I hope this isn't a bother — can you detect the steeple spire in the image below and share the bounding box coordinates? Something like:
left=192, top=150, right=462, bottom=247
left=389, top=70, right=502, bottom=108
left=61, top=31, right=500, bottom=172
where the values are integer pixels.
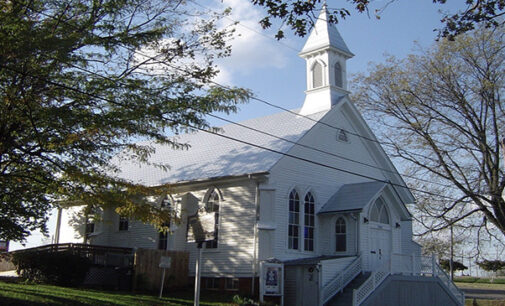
left=299, top=5, right=353, bottom=115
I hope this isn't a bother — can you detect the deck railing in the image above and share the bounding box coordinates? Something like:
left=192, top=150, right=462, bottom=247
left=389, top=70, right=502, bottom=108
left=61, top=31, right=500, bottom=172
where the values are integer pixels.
left=10, top=243, right=134, bottom=267
left=433, top=257, right=465, bottom=305
left=352, top=260, right=390, bottom=305
left=351, top=254, right=464, bottom=306
left=320, top=256, right=361, bottom=305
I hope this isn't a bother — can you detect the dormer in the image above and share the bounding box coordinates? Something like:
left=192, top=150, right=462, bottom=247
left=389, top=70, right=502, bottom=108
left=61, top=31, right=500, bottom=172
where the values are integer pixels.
left=299, top=5, right=354, bottom=115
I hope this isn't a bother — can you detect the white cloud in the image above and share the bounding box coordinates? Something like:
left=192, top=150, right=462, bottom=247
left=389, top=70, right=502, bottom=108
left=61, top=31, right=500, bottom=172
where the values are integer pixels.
left=212, top=0, right=290, bottom=85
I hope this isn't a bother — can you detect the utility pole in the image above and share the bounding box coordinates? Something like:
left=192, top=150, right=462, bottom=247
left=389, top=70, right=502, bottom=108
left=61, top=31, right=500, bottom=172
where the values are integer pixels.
left=450, top=224, right=454, bottom=281
left=501, top=138, right=505, bottom=201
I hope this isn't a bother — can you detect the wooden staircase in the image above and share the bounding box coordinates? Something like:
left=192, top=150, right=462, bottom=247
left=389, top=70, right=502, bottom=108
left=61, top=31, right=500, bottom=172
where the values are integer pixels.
left=325, top=272, right=371, bottom=306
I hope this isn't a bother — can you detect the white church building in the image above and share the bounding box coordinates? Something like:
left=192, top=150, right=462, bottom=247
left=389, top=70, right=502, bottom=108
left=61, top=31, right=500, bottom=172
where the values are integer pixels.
left=88, top=6, right=464, bottom=306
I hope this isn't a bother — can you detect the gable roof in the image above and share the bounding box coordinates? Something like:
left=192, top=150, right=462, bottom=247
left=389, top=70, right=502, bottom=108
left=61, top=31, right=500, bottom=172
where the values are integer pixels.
left=318, top=181, right=386, bottom=214
left=113, top=110, right=327, bottom=186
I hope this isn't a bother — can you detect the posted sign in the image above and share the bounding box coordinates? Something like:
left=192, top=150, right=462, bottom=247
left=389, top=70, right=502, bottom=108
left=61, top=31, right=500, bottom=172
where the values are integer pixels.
left=260, top=262, right=283, bottom=297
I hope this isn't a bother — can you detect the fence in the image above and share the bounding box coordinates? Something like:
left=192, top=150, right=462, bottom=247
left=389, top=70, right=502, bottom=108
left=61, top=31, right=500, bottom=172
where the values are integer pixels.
left=10, top=243, right=133, bottom=267
left=133, top=248, right=189, bottom=292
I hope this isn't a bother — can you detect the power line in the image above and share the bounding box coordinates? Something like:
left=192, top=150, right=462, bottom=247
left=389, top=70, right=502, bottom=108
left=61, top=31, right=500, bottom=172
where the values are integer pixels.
left=15, top=0, right=444, bottom=167
left=187, top=0, right=300, bottom=52
left=55, top=52, right=457, bottom=190
left=1, top=64, right=457, bottom=201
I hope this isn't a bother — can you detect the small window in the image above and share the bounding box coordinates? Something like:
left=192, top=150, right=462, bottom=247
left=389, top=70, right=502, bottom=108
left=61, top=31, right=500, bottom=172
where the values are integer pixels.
left=335, top=217, right=346, bottom=252
left=225, top=278, right=239, bottom=291
left=206, top=278, right=220, bottom=290
left=118, top=216, right=128, bottom=231
left=288, top=189, right=300, bottom=250
left=205, top=190, right=220, bottom=249
left=304, top=192, right=315, bottom=251
left=335, top=62, right=343, bottom=88
left=312, top=61, right=323, bottom=88
left=337, top=129, right=349, bottom=142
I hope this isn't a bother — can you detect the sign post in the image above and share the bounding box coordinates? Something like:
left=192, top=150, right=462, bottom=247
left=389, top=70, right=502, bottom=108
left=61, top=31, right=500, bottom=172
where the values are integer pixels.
left=187, top=210, right=216, bottom=306
left=159, top=256, right=172, bottom=298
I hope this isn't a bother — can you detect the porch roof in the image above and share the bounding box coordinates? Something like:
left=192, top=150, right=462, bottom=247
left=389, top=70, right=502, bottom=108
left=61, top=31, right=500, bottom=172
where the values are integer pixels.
left=318, top=181, right=386, bottom=214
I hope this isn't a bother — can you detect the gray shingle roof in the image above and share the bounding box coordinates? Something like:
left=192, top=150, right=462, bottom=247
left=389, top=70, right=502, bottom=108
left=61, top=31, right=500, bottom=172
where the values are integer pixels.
left=113, top=110, right=327, bottom=186
left=318, top=181, right=386, bottom=214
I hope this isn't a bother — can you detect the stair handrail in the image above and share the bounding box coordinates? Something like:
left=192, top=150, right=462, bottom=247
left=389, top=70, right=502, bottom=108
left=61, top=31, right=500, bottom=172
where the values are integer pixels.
left=352, top=260, right=390, bottom=306
left=321, top=255, right=362, bottom=305
left=433, top=260, right=465, bottom=305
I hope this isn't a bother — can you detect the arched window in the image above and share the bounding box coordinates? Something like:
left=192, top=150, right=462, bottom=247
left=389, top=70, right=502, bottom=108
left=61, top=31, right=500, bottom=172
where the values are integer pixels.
left=334, top=62, right=343, bottom=87
left=288, top=190, right=300, bottom=250
left=205, top=190, right=220, bottom=249
left=370, top=197, right=390, bottom=224
left=335, top=217, right=346, bottom=252
left=312, top=61, right=323, bottom=88
left=158, top=195, right=172, bottom=250
left=304, top=192, right=315, bottom=251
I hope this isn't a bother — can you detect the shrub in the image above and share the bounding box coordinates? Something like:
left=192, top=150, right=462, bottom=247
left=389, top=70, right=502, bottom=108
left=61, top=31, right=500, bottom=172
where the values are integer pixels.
left=11, top=251, right=91, bottom=286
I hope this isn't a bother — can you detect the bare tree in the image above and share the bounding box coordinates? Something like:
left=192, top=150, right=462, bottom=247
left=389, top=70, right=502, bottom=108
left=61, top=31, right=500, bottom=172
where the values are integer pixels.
left=353, top=26, right=505, bottom=241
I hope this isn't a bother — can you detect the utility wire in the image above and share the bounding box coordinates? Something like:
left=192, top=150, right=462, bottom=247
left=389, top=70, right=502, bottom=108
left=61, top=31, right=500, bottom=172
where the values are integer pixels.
left=58, top=56, right=457, bottom=190
left=15, top=0, right=445, bottom=167
left=1, top=63, right=458, bottom=201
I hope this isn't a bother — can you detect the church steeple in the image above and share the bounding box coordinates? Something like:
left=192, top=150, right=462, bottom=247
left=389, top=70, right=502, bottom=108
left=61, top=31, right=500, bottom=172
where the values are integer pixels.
left=299, top=4, right=354, bottom=115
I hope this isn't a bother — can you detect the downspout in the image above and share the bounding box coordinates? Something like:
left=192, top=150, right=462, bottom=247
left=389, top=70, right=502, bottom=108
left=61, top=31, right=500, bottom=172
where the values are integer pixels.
left=355, top=212, right=359, bottom=256
left=251, top=176, right=260, bottom=296
left=54, top=207, right=63, bottom=244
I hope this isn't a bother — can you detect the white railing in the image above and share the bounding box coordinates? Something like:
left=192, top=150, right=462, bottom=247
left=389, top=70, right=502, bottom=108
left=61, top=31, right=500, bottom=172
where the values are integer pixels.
left=352, top=261, right=390, bottom=306
left=352, top=254, right=464, bottom=306
left=433, top=258, right=465, bottom=305
left=320, top=256, right=362, bottom=305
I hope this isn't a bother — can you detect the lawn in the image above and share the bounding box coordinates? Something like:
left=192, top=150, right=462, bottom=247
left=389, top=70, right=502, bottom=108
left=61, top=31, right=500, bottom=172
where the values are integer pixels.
left=0, top=280, right=237, bottom=305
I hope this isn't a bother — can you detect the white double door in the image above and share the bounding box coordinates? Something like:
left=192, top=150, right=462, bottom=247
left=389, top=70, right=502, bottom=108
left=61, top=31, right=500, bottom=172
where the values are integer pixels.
left=369, top=227, right=391, bottom=270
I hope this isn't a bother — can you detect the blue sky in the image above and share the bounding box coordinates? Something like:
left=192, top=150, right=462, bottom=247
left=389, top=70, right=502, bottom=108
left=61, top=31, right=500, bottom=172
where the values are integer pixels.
left=11, top=0, right=470, bottom=250
left=203, top=0, right=467, bottom=124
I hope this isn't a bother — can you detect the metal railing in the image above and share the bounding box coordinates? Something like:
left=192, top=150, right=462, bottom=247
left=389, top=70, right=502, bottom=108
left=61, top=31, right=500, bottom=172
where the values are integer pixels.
left=352, top=260, right=390, bottom=305
left=320, top=256, right=362, bottom=305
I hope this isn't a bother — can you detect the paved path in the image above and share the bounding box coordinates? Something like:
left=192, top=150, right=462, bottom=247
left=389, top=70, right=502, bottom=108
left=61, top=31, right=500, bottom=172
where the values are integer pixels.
left=460, top=287, right=505, bottom=300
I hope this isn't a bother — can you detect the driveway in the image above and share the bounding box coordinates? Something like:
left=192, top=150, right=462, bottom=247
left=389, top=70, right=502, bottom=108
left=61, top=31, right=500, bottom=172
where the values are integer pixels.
left=458, top=283, right=505, bottom=300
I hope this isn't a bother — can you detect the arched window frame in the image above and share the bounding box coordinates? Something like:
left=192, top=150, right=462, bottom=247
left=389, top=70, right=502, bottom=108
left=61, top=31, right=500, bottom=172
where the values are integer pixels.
left=311, top=60, right=325, bottom=89
left=288, top=189, right=300, bottom=250
left=369, top=197, right=390, bottom=225
left=204, top=189, right=221, bottom=249
left=304, top=192, right=315, bottom=252
left=335, top=217, right=347, bottom=252
left=158, top=195, right=173, bottom=250
left=334, top=62, right=343, bottom=88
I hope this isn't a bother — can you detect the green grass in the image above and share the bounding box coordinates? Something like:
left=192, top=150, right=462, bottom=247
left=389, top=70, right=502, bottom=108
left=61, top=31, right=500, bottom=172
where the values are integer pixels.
left=0, top=280, right=237, bottom=305
left=456, top=277, right=505, bottom=284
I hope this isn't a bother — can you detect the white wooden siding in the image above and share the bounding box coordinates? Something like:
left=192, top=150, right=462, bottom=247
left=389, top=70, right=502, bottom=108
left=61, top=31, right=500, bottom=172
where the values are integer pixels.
left=267, top=102, right=388, bottom=261
left=320, top=256, right=356, bottom=286
left=183, top=181, right=257, bottom=277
